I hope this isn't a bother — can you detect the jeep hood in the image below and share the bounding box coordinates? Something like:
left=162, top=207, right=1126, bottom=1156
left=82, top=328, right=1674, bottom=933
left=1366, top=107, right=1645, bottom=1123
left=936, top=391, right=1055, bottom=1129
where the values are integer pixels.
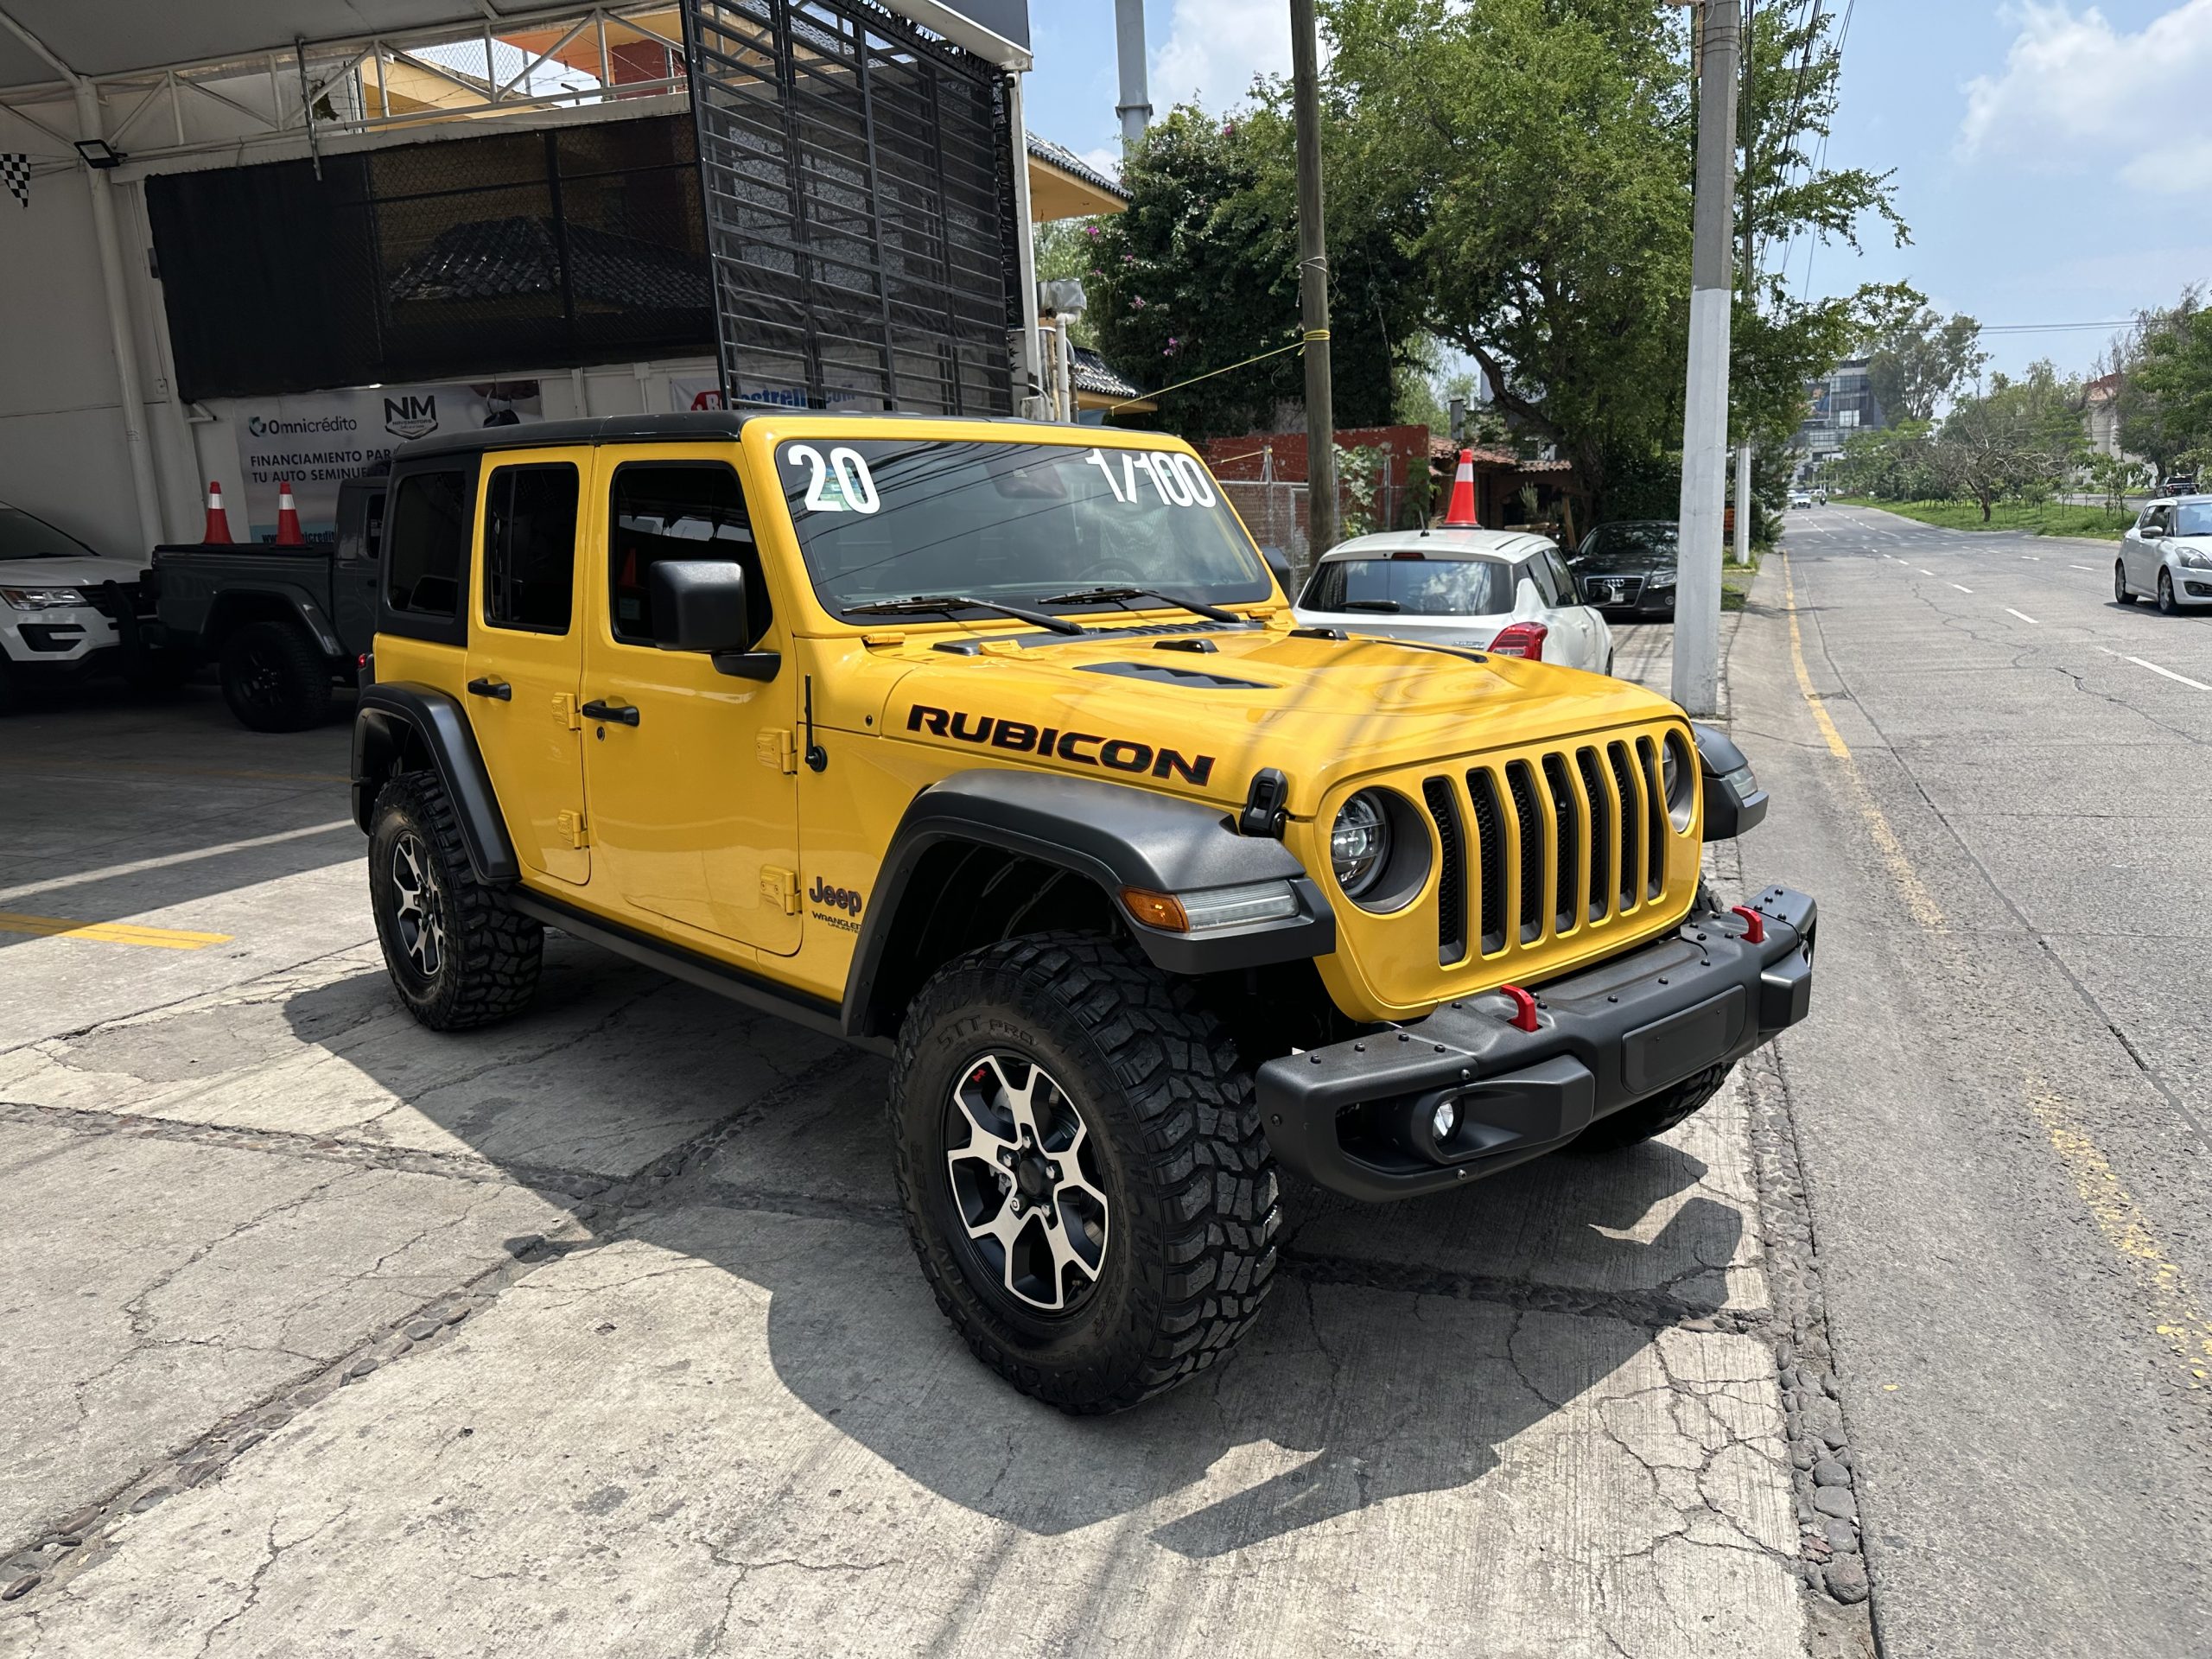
left=868, top=622, right=1682, bottom=817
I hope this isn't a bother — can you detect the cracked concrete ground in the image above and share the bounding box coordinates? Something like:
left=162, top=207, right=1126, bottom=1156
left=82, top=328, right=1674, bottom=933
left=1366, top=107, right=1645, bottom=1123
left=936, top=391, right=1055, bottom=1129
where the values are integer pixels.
left=0, top=677, right=1822, bottom=1656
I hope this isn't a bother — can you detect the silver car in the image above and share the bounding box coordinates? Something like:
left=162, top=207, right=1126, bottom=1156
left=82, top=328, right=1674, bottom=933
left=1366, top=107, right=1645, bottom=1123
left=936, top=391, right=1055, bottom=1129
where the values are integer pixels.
left=2116, top=496, right=2212, bottom=614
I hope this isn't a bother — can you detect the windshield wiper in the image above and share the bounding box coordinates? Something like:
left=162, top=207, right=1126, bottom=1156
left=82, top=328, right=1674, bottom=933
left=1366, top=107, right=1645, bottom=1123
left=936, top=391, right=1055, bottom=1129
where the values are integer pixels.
left=842, top=594, right=1085, bottom=635
left=1035, top=585, right=1243, bottom=625
left=1337, top=599, right=1403, bottom=613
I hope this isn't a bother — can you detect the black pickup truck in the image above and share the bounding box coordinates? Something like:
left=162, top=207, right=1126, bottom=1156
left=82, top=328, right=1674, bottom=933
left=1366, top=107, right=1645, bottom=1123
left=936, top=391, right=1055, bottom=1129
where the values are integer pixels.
left=150, top=475, right=385, bottom=731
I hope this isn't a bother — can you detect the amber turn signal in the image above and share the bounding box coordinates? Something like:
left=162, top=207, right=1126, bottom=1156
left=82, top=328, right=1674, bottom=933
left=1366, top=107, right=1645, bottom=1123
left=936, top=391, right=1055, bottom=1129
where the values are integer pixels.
left=1120, top=887, right=1189, bottom=932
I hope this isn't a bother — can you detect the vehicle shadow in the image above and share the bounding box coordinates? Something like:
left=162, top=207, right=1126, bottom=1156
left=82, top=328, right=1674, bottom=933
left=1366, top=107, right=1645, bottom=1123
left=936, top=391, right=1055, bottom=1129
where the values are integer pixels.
left=272, top=938, right=1745, bottom=1559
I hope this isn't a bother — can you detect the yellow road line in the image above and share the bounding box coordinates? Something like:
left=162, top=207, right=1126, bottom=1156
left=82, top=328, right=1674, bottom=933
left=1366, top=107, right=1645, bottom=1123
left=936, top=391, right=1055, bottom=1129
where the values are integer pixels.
left=0, top=911, right=232, bottom=950
left=1781, top=553, right=1946, bottom=931
left=2028, top=1076, right=2212, bottom=1390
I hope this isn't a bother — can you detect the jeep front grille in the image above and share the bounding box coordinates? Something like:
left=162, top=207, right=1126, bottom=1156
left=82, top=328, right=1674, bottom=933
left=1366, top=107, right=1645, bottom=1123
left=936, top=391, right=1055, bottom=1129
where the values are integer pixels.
left=1421, top=732, right=1684, bottom=970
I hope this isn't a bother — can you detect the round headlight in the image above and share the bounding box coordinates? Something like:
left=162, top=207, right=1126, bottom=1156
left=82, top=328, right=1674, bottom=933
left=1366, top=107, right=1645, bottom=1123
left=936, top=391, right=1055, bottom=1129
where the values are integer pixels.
left=1664, top=733, right=1697, bottom=832
left=1330, top=791, right=1392, bottom=897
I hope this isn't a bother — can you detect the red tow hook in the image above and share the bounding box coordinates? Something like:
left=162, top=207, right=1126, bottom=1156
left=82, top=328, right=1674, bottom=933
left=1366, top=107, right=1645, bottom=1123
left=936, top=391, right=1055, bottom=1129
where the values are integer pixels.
left=1730, top=905, right=1767, bottom=945
left=1498, top=983, right=1541, bottom=1033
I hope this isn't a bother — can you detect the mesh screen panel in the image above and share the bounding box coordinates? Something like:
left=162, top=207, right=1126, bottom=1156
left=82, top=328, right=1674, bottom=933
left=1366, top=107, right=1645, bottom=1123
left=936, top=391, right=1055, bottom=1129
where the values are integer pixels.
left=682, top=0, right=1017, bottom=415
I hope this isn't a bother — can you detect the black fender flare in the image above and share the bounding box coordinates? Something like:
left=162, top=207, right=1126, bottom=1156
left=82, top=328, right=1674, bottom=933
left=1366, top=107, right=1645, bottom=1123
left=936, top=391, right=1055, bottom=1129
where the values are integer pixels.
left=352, top=682, right=518, bottom=884
left=1691, top=722, right=1770, bottom=840
left=841, top=769, right=1336, bottom=1039
left=208, top=583, right=346, bottom=660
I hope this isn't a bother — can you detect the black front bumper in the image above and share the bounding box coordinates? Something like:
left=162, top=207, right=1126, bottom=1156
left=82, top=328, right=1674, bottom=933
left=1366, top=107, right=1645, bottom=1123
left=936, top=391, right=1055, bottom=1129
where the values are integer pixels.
left=1257, top=886, right=1815, bottom=1201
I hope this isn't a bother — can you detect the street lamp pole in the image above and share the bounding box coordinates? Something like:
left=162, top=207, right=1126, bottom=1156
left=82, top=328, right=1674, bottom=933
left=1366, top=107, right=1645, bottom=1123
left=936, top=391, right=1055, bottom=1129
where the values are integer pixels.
left=1672, top=0, right=1740, bottom=717
left=1289, top=0, right=1337, bottom=560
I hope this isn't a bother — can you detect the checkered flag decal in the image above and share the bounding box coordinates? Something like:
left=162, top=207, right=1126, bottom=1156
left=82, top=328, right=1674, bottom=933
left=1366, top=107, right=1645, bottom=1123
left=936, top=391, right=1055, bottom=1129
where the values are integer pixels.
left=0, top=154, right=27, bottom=209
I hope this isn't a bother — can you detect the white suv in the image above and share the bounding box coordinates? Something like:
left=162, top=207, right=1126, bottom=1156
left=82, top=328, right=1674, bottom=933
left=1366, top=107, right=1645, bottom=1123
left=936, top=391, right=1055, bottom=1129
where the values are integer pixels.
left=0, top=500, right=151, bottom=709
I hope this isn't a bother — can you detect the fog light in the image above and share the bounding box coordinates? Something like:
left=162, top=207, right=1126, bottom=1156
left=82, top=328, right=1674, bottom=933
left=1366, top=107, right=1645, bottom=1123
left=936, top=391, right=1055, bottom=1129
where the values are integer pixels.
left=1431, top=1098, right=1459, bottom=1142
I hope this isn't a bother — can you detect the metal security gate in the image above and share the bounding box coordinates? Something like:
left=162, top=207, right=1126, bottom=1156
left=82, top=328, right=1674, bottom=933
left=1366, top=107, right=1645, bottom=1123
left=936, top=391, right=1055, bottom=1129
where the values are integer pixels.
left=681, top=0, right=1019, bottom=415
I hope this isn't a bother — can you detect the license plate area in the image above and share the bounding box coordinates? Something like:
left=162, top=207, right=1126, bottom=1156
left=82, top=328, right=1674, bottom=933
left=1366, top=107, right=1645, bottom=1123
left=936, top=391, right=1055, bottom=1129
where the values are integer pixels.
left=1621, top=985, right=1745, bottom=1095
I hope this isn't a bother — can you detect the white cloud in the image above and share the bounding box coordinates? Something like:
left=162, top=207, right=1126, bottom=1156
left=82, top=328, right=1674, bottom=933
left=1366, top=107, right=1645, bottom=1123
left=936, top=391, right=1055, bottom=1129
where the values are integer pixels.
left=1150, top=0, right=1294, bottom=115
left=1960, top=1, right=2212, bottom=194
left=1081, top=145, right=1122, bottom=181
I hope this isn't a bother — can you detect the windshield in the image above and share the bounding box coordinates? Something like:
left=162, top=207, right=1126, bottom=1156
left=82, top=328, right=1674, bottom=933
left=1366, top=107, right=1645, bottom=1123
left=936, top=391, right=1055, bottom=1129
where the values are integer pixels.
left=1302, top=556, right=1515, bottom=615
left=2178, top=503, right=2212, bottom=537
left=0, top=505, right=95, bottom=561
left=774, top=439, right=1271, bottom=616
left=1578, top=523, right=1678, bottom=562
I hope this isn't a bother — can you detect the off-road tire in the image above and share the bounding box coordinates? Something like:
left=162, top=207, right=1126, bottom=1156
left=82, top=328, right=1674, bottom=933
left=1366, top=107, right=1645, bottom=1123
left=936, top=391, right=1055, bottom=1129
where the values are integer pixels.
left=1569, top=1061, right=1734, bottom=1153
left=220, top=619, right=332, bottom=732
left=2114, top=559, right=2136, bottom=605
left=2158, top=570, right=2178, bottom=616
left=368, top=772, right=541, bottom=1031
left=890, top=932, right=1279, bottom=1413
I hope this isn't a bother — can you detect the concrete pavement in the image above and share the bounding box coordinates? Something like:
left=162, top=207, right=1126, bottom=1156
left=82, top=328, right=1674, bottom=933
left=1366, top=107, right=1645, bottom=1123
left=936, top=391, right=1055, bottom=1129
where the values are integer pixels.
left=1, top=679, right=1836, bottom=1655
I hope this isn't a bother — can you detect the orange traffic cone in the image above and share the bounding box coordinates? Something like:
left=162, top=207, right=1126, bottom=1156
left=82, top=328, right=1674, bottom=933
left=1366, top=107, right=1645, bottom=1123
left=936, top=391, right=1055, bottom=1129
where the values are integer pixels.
left=275, top=480, right=304, bottom=546
left=1441, top=449, right=1478, bottom=527
left=201, top=480, right=233, bottom=543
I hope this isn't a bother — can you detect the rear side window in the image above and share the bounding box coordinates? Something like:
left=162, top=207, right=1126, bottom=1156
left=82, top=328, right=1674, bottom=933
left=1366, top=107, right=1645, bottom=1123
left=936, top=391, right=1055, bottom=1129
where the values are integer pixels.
left=607, top=463, right=770, bottom=646
left=483, top=464, right=579, bottom=633
left=385, top=469, right=469, bottom=619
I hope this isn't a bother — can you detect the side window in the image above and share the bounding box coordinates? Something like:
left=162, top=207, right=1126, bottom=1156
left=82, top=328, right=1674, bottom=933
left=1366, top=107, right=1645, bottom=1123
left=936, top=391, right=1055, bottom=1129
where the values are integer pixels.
left=607, top=463, right=770, bottom=646
left=385, top=469, right=470, bottom=619
left=1541, top=546, right=1576, bottom=603
left=363, top=490, right=385, bottom=563
left=1522, top=555, right=1560, bottom=607
left=483, top=463, right=580, bottom=633
left=2146, top=505, right=2173, bottom=537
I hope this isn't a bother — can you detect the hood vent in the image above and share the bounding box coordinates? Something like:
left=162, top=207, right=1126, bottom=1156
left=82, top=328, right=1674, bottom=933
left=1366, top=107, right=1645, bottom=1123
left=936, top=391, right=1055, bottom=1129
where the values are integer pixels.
left=1078, top=661, right=1273, bottom=690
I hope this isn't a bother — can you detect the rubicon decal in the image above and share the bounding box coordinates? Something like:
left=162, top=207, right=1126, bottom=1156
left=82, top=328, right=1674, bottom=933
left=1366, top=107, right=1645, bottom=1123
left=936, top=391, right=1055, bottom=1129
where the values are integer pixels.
left=906, top=704, right=1215, bottom=785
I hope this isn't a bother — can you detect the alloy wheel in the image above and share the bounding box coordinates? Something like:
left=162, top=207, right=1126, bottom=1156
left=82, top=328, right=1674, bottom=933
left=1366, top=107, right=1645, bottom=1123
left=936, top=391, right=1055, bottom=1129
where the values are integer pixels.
left=389, top=832, right=446, bottom=978
left=942, top=1052, right=1110, bottom=1314
left=2160, top=571, right=2177, bottom=615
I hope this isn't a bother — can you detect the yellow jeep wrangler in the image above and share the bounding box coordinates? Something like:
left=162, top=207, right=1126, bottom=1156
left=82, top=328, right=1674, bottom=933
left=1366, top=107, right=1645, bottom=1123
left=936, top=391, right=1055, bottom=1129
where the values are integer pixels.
left=352, top=410, right=1813, bottom=1411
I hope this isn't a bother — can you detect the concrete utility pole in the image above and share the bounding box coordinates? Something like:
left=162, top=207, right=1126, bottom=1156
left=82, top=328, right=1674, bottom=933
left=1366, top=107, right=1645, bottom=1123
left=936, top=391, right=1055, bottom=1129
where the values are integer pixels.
left=1672, top=0, right=1740, bottom=717
left=1113, top=0, right=1152, bottom=149
left=1289, top=0, right=1337, bottom=558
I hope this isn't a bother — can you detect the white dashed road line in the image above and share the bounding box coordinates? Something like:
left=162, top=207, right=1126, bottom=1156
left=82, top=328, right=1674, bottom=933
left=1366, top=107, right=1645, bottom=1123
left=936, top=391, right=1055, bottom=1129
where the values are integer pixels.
left=1919, top=569, right=1936, bottom=576
left=2005, top=608, right=2041, bottom=626
left=2128, top=656, right=2212, bottom=692
left=2070, top=564, right=2094, bottom=572
left=1950, top=583, right=1974, bottom=594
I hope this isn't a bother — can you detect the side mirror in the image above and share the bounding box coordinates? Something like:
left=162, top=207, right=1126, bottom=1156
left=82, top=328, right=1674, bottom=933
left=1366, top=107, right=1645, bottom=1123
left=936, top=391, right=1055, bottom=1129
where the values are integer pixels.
left=649, top=560, right=780, bottom=681
left=1259, top=544, right=1297, bottom=598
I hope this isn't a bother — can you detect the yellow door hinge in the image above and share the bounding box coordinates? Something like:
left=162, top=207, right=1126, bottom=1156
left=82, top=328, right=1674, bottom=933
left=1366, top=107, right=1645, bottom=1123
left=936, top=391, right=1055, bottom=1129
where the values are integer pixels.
left=557, top=810, right=589, bottom=849
left=553, top=692, right=582, bottom=731
left=761, top=866, right=799, bottom=915
left=757, top=728, right=798, bottom=775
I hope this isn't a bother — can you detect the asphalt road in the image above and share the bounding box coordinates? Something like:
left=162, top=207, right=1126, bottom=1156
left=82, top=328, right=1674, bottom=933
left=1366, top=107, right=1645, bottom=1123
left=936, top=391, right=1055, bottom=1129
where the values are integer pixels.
left=1749, top=504, right=2212, bottom=1656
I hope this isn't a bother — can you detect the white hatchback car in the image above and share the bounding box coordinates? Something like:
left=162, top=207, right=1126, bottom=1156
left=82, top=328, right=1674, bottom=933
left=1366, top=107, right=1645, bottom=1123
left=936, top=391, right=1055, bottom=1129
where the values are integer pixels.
left=1290, top=526, right=1614, bottom=673
left=2116, top=496, right=2212, bottom=614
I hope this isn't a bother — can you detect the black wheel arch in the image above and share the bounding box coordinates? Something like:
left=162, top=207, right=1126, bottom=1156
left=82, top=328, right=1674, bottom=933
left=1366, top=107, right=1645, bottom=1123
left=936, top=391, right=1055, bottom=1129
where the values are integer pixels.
left=206, top=586, right=345, bottom=663
left=353, top=682, right=518, bottom=885
left=842, top=770, right=1336, bottom=1043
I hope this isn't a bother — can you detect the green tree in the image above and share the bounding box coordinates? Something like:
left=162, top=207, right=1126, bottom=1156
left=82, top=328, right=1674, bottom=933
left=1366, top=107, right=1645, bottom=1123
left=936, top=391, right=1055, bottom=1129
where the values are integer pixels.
left=1322, top=0, right=1903, bottom=524
left=1085, top=105, right=1421, bottom=438
left=1863, top=300, right=1988, bottom=422
left=1929, top=363, right=2088, bottom=520
left=2118, top=289, right=2212, bottom=479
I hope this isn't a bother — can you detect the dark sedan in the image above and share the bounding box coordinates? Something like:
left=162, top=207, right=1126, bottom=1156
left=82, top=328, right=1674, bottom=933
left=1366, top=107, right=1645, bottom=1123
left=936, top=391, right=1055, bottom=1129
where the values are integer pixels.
left=1568, top=521, right=1678, bottom=619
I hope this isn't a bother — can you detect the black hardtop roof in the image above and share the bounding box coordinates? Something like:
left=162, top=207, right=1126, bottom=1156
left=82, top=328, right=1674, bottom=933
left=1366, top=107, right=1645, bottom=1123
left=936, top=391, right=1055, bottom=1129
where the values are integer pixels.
left=394, top=407, right=1057, bottom=463
left=395, top=410, right=753, bottom=461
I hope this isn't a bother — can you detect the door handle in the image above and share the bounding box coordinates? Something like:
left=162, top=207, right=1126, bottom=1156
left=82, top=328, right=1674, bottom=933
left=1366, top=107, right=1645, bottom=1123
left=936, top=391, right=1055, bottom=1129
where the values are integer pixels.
left=467, top=677, right=512, bottom=701
left=579, top=698, right=640, bottom=727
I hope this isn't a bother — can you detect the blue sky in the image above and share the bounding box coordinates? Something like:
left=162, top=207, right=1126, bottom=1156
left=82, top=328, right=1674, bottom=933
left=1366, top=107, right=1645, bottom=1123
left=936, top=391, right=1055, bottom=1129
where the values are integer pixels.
left=1021, top=1, right=2212, bottom=383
